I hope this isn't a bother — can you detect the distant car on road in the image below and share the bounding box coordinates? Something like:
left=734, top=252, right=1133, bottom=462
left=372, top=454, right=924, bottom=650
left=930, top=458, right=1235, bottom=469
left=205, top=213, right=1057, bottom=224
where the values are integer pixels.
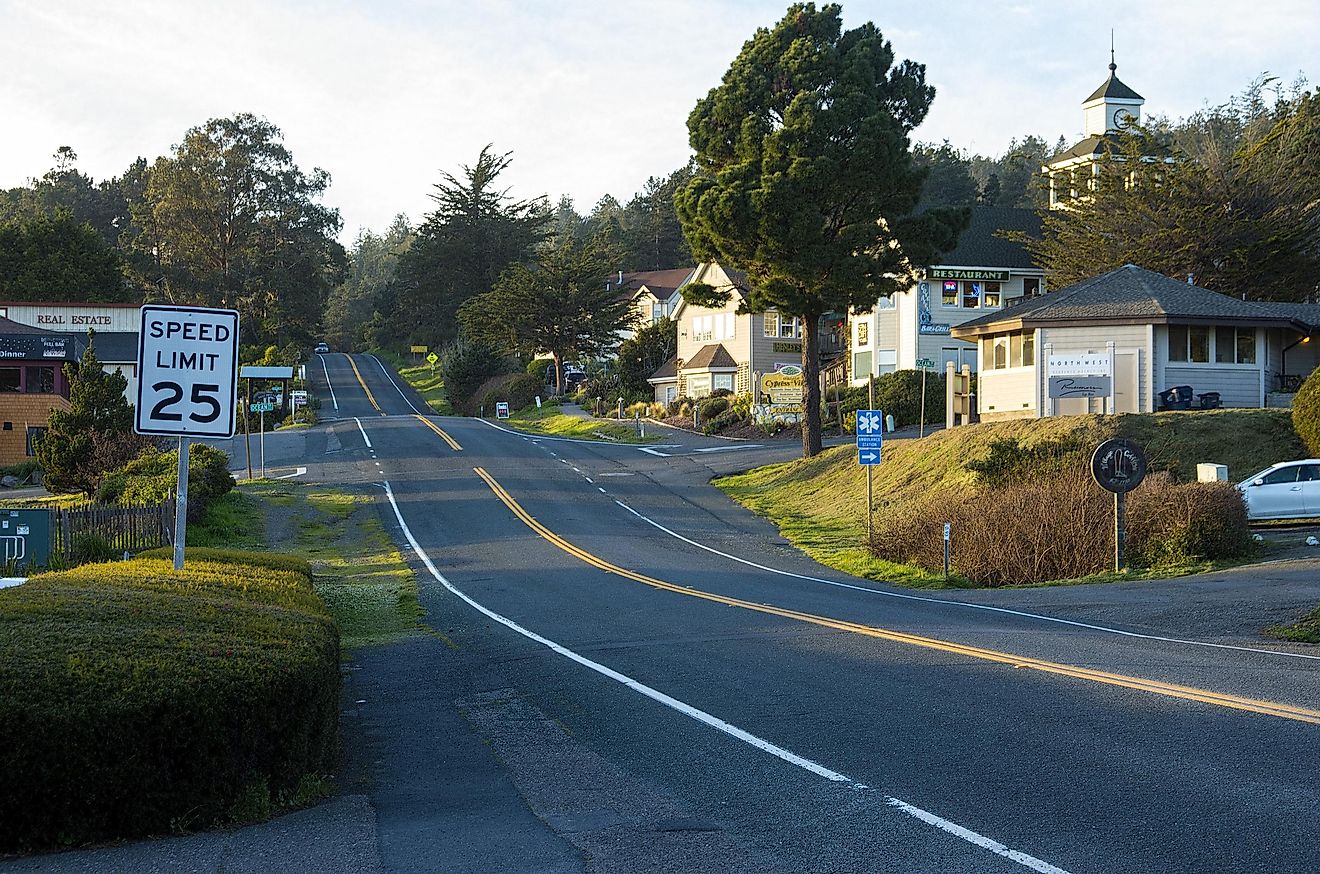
left=314, top=342, right=330, bottom=354
left=1237, top=460, right=1320, bottom=520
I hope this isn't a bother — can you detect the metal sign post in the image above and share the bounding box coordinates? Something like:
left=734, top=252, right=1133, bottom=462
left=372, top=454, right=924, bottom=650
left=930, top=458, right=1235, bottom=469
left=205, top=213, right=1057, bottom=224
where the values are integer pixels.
left=260, top=409, right=266, bottom=479
left=943, top=521, right=951, bottom=581
left=135, top=305, right=240, bottom=570
left=1090, top=438, right=1148, bottom=572
left=916, top=357, right=935, bottom=438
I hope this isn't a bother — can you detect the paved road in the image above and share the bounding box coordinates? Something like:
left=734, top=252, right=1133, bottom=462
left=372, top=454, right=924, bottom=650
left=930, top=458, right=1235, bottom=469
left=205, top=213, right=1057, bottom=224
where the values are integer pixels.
left=13, top=352, right=1318, bottom=873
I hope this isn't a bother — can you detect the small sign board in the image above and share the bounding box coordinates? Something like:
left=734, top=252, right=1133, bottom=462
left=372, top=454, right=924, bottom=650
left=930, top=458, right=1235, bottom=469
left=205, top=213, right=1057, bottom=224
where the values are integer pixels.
left=136, top=305, right=240, bottom=438
left=250, top=401, right=276, bottom=413
left=943, top=522, right=951, bottom=541
left=918, top=323, right=951, bottom=335
left=916, top=357, right=936, bottom=369
left=410, top=345, right=428, bottom=354
left=855, top=410, right=884, bottom=458
left=426, top=352, right=439, bottom=365
left=1048, top=353, right=1111, bottom=378
left=858, top=449, right=882, bottom=466
left=495, top=401, right=510, bottom=419
left=1049, top=376, right=1113, bottom=399
left=1091, top=439, right=1147, bottom=493
left=291, top=390, right=308, bottom=402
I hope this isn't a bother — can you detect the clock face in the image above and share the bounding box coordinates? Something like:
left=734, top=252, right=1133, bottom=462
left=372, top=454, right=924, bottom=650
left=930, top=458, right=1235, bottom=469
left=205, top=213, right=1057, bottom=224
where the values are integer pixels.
left=1113, top=108, right=1133, bottom=129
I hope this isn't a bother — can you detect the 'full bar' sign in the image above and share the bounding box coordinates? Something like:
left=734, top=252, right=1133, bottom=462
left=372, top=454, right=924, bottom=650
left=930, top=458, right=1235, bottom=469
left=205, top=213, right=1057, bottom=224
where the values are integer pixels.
left=135, top=305, right=240, bottom=438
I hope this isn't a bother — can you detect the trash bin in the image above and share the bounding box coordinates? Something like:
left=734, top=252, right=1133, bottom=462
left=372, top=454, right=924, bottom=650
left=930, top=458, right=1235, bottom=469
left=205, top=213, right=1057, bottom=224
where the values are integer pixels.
left=1158, top=385, right=1193, bottom=410
left=1197, top=391, right=1222, bottom=409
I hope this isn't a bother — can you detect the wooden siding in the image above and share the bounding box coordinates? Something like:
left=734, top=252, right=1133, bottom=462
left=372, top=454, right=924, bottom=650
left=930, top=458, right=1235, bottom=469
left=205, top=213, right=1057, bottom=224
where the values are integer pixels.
left=0, top=393, right=69, bottom=466
left=1163, top=366, right=1262, bottom=408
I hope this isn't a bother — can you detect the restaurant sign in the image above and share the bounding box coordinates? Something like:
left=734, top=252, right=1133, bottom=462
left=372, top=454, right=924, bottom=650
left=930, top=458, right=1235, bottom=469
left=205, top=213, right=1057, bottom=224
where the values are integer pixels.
left=927, top=268, right=1010, bottom=282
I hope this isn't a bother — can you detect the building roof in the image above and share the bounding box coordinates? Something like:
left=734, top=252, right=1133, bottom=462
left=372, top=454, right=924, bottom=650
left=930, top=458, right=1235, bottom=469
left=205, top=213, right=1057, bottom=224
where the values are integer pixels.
left=952, top=264, right=1316, bottom=338
left=0, top=316, right=49, bottom=335
left=647, top=356, right=678, bottom=383
left=1084, top=72, right=1144, bottom=103
left=930, top=207, right=1041, bottom=271
left=607, top=267, right=695, bottom=301
left=682, top=344, right=738, bottom=371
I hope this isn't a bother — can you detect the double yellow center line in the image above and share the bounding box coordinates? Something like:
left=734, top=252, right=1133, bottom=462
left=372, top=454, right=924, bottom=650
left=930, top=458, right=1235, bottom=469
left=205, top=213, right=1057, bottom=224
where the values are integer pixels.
left=472, top=465, right=1320, bottom=727
left=415, top=415, right=462, bottom=451
left=347, top=355, right=385, bottom=416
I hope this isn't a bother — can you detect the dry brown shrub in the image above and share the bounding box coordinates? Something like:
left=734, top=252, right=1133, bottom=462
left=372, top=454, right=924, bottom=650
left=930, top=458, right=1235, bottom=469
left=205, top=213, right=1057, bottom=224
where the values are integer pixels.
left=1126, top=473, right=1252, bottom=567
left=873, top=465, right=1111, bottom=586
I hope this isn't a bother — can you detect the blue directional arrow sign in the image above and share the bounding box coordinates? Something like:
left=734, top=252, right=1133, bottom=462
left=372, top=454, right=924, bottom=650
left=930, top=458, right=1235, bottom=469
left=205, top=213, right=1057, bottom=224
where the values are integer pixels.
left=858, top=449, right=882, bottom=465
left=855, top=409, right=884, bottom=457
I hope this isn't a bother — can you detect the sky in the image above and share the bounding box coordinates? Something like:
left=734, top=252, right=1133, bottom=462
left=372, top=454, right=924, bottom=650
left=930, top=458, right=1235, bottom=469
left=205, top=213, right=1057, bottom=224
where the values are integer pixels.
left=2, top=0, right=1316, bottom=245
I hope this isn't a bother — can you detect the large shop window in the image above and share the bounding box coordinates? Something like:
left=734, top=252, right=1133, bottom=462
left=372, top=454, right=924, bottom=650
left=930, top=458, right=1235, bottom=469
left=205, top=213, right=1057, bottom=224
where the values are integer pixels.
left=0, top=367, right=20, bottom=392
left=26, top=426, right=47, bottom=457
left=943, top=281, right=1002, bottom=309
left=25, top=366, right=55, bottom=394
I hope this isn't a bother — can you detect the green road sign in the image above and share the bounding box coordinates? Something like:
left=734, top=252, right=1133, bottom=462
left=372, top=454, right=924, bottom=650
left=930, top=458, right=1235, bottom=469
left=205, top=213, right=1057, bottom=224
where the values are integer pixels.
left=250, top=401, right=276, bottom=413
left=0, top=508, right=51, bottom=572
left=916, top=357, right=936, bottom=369
left=426, top=352, right=439, bottom=365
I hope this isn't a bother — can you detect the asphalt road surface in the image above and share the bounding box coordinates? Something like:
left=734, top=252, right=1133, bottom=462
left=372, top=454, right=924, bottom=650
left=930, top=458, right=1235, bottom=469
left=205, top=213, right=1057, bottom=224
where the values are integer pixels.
left=12, top=352, right=1318, bottom=874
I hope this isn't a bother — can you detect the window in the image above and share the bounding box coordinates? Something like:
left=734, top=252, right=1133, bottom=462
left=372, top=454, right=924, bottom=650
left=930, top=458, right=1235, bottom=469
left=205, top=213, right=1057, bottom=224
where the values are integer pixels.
left=982, top=282, right=1001, bottom=308
left=25, top=426, right=46, bottom=457
left=693, top=315, right=713, bottom=342
left=0, top=367, right=19, bottom=392
left=992, top=336, right=1008, bottom=369
left=1168, top=326, right=1188, bottom=362
left=713, top=373, right=734, bottom=391
left=1298, top=464, right=1320, bottom=482
left=1262, top=466, right=1300, bottom=485
left=763, top=311, right=800, bottom=338
left=1236, top=329, right=1256, bottom=364
left=1215, top=327, right=1256, bottom=364
left=1189, top=327, right=1209, bottom=362
left=652, top=303, right=664, bottom=321
left=962, top=282, right=981, bottom=309
left=1023, top=277, right=1041, bottom=298
left=1021, top=331, right=1035, bottom=366
left=25, top=366, right=55, bottom=394
left=854, top=350, right=872, bottom=376
left=941, top=280, right=958, bottom=306
left=688, top=375, right=711, bottom=397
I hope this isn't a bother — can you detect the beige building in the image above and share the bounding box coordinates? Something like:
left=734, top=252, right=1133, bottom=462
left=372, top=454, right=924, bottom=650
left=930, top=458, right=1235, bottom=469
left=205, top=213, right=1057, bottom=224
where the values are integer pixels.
left=649, top=262, right=840, bottom=403
left=951, top=265, right=1320, bottom=420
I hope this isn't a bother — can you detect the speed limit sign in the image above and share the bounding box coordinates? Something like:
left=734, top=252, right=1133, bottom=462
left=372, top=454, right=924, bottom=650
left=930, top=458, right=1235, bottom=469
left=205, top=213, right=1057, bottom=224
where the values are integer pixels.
left=135, top=305, right=240, bottom=438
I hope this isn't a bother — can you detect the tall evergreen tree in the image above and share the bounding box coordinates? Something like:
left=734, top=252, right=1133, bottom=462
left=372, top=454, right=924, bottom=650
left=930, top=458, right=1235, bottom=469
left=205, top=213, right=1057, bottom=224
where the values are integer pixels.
left=389, top=146, right=550, bottom=350
left=676, top=3, right=965, bottom=456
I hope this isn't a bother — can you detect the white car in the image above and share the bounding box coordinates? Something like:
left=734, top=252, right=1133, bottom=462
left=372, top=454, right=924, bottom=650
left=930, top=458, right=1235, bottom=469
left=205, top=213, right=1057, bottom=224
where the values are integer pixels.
left=314, top=342, right=330, bottom=354
left=1237, top=459, right=1320, bottom=520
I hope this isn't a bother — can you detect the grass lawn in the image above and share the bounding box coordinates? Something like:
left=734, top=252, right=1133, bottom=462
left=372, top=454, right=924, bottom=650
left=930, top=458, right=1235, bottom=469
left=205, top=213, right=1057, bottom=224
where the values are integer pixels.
left=197, top=481, right=421, bottom=648
left=376, top=349, right=453, bottom=415
left=716, top=410, right=1303, bottom=589
left=504, top=402, right=656, bottom=443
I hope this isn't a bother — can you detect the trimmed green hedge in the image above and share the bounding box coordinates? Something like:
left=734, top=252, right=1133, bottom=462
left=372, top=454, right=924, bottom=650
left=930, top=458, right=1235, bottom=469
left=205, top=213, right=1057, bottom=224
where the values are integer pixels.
left=137, top=546, right=313, bottom=578
left=0, top=554, right=339, bottom=851
left=1293, top=367, right=1320, bottom=457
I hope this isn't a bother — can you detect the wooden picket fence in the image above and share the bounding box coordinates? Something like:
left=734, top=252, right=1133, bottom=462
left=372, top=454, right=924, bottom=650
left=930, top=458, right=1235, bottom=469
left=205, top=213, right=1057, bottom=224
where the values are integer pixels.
left=49, top=499, right=175, bottom=562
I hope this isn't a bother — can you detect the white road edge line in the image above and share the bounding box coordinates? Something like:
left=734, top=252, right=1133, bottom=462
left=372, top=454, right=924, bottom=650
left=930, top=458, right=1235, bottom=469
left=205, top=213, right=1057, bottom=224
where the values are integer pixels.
left=275, top=466, right=308, bottom=480
left=370, top=354, right=426, bottom=416
left=379, top=480, right=1072, bottom=874
left=476, top=417, right=643, bottom=447
left=320, top=354, right=339, bottom=411
left=612, top=499, right=1320, bottom=662
left=353, top=417, right=373, bottom=449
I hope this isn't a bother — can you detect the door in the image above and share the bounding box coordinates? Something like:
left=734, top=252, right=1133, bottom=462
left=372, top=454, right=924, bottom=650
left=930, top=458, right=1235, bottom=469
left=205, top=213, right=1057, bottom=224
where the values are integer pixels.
left=1246, top=464, right=1307, bottom=519
left=1114, top=350, right=1140, bottom=414
left=1298, top=463, right=1320, bottom=515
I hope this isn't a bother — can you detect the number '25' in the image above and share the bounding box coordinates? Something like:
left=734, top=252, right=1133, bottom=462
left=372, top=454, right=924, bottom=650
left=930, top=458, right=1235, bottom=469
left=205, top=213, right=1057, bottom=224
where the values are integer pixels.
left=150, top=381, right=223, bottom=423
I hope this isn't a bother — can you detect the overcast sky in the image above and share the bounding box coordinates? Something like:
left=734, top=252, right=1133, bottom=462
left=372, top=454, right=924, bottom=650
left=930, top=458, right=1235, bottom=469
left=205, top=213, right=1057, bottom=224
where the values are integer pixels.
left=2, top=0, right=1316, bottom=245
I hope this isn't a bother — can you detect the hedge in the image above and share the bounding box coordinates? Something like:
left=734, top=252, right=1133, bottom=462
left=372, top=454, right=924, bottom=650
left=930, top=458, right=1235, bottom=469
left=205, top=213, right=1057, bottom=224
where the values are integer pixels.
left=137, top=546, right=313, bottom=578
left=1293, top=367, right=1320, bottom=457
left=0, top=554, right=339, bottom=851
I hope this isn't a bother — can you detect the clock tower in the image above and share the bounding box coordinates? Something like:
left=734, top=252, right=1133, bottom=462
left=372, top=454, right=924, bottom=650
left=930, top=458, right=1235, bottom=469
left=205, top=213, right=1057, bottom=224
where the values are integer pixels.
left=1082, top=51, right=1144, bottom=137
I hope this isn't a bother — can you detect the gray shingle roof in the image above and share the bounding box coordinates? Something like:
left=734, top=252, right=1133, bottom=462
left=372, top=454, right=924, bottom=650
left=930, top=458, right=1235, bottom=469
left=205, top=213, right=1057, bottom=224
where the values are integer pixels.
left=648, top=356, right=677, bottom=382
left=931, top=207, right=1041, bottom=271
left=682, top=344, right=738, bottom=370
left=1085, top=73, right=1143, bottom=103
left=952, top=264, right=1316, bottom=337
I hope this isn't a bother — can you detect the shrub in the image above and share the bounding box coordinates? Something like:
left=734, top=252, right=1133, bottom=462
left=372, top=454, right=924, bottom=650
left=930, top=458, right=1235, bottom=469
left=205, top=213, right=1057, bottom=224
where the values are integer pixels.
left=839, top=370, right=946, bottom=431
left=70, top=532, right=115, bottom=564
left=965, top=437, right=1085, bottom=486
left=441, top=339, right=513, bottom=409
left=137, top=546, right=313, bottom=578
left=0, top=556, right=339, bottom=850
left=698, top=396, right=730, bottom=420
left=1293, top=367, right=1320, bottom=456
left=476, top=372, right=545, bottom=417
left=526, top=358, right=553, bottom=382
left=1126, top=474, right=1252, bottom=567
left=668, top=396, right=692, bottom=417
left=96, top=444, right=234, bottom=520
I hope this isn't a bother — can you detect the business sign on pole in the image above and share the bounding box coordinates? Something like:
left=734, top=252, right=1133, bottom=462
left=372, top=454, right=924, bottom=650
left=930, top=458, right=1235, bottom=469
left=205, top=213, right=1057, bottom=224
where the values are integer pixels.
left=495, top=401, right=510, bottom=419
left=915, top=357, right=936, bottom=369
left=136, top=305, right=240, bottom=438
